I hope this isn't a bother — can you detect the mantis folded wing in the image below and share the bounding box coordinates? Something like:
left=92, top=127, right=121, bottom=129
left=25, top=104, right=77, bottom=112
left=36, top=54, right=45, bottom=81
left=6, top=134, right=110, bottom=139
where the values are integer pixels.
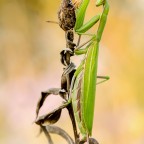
left=69, top=0, right=109, bottom=142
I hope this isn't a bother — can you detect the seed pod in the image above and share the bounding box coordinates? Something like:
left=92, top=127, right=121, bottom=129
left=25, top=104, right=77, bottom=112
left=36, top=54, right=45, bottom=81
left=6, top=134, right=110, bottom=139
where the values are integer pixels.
left=58, top=0, right=76, bottom=31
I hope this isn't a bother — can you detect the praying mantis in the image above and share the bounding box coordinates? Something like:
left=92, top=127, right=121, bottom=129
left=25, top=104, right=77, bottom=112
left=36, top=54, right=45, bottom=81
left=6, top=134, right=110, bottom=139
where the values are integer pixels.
left=35, top=0, right=110, bottom=143
left=67, top=0, right=110, bottom=142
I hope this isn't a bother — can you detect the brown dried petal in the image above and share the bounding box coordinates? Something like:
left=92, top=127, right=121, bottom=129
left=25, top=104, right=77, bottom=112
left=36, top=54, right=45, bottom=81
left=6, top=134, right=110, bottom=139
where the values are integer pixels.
left=79, top=138, right=99, bottom=144
left=35, top=102, right=69, bottom=126
left=45, top=125, right=74, bottom=144
left=35, top=109, right=62, bottom=126
left=40, top=126, right=54, bottom=144
left=61, top=74, right=67, bottom=92
left=89, top=138, right=99, bottom=144
left=35, top=109, right=61, bottom=126
left=35, top=88, right=60, bottom=120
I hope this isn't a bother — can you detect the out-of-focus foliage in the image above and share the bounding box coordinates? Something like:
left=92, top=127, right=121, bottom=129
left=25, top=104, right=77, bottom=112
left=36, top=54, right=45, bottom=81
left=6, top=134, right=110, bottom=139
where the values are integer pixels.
left=0, top=0, right=144, bottom=144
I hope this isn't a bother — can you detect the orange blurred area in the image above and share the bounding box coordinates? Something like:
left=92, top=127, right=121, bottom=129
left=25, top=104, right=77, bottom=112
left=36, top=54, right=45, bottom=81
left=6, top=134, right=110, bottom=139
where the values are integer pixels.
left=0, top=0, right=144, bottom=144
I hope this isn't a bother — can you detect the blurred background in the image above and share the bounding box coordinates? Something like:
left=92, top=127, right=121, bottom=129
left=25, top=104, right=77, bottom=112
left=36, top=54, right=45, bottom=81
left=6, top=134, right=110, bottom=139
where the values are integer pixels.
left=0, top=0, right=144, bottom=144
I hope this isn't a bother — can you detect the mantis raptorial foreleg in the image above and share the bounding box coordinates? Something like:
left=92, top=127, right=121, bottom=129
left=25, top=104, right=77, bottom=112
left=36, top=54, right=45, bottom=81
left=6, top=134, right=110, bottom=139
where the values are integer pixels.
left=74, top=0, right=100, bottom=48
left=74, top=0, right=100, bottom=34
left=96, top=0, right=109, bottom=42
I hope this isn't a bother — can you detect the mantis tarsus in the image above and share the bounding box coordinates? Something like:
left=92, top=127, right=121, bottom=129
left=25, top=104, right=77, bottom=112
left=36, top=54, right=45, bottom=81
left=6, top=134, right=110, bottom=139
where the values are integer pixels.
left=35, top=0, right=110, bottom=143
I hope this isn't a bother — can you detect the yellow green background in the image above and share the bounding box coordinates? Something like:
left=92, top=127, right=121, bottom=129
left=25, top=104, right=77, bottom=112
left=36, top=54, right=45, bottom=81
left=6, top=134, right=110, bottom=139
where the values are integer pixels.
left=0, top=0, right=144, bottom=143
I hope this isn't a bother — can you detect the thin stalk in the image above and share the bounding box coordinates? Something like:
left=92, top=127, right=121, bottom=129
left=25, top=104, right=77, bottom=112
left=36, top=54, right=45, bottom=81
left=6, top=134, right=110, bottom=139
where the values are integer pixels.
left=67, top=103, right=79, bottom=143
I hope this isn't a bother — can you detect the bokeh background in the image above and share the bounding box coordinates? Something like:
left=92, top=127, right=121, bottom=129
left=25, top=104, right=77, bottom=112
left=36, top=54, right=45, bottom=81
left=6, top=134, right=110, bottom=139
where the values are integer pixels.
left=0, top=0, right=144, bottom=144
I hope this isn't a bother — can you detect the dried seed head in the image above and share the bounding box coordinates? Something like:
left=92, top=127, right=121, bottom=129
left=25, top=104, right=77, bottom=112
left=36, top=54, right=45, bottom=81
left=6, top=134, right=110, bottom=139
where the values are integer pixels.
left=58, top=0, right=76, bottom=31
